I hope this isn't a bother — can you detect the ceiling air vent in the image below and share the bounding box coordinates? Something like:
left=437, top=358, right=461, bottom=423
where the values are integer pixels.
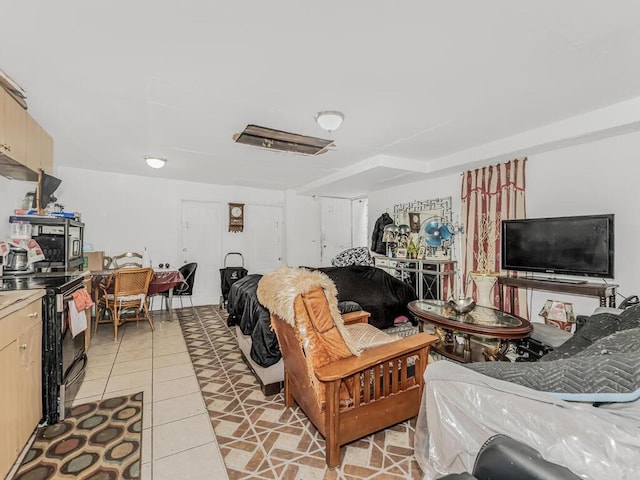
left=233, top=124, right=334, bottom=156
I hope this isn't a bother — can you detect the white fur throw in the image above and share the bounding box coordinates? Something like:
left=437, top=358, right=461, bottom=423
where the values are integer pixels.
left=257, top=266, right=361, bottom=356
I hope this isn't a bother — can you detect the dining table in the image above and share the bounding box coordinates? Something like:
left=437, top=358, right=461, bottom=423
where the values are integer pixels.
left=90, top=268, right=185, bottom=321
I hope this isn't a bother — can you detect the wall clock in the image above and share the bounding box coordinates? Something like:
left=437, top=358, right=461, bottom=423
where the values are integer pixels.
left=228, top=203, right=245, bottom=232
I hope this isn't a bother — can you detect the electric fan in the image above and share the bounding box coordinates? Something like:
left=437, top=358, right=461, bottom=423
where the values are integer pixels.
left=423, top=218, right=452, bottom=247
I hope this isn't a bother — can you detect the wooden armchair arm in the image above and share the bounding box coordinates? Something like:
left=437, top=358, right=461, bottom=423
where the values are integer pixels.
left=341, top=310, right=371, bottom=325
left=315, top=332, right=437, bottom=382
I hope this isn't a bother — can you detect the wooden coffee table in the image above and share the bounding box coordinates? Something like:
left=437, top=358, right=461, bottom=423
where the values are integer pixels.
left=408, top=300, right=532, bottom=363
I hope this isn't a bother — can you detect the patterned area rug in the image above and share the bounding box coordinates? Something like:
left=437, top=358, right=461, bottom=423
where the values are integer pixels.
left=178, top=305, right=423, bottom=480
left=12, top=393, right=143, bottom=480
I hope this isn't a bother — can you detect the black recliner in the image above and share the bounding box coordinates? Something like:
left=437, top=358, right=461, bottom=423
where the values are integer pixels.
left=438, top=435, right=580, bottom=480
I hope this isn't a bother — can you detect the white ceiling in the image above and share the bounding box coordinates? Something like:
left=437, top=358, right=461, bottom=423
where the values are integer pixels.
left=2, top=1, right=640, bottom=198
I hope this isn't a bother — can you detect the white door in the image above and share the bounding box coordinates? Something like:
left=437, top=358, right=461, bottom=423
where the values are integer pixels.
left=320, top=197, right=352, bottom=266
left=181, top=200, right=222, bottom=306
left=351, top=197, right=369, bottom=248
left=244, top=204, right=284, bottom=273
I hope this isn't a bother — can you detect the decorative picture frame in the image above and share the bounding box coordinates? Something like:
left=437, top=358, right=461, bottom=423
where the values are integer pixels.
left=417, top=246, right=426, bottom=260
left=396, top=248, right=407, bottom=259
left=393, top=197, right=453, bottom=259
left=393, top=197, right=452, bottom=228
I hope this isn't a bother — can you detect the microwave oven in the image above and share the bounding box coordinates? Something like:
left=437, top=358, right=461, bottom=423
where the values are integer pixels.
left=32, top=223, right=83, bottom=267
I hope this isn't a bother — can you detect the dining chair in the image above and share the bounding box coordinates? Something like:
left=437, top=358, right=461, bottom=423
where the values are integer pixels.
left=161, top=262, right=198, bottom=310
left=102, top=255, right=114, bottom=270
left=112, top=252, right=143, bottom=268
left=95, top=267, right=154, bottom=341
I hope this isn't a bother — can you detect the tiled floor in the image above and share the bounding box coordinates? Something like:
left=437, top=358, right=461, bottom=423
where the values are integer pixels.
left=69, top=310, right=229, bottom=480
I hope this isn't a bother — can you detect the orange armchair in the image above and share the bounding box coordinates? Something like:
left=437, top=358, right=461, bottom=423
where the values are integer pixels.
left=257, top=266, right=437, bottom=467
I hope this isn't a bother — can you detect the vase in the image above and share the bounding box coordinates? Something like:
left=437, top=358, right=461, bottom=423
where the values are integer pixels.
left=469, top=271, right=499, bottom=308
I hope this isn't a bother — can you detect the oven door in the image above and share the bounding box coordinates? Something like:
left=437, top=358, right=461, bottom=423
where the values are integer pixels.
left=56, top=285, right=88, bottom=421
left=61, top=323, right=87, bottom=393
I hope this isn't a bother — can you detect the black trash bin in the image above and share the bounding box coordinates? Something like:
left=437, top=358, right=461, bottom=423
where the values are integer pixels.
left=219, top=252, right=248, bottom=309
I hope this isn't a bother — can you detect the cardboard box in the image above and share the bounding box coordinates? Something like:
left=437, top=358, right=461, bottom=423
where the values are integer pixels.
left=83, top=251, right=104, bottom=271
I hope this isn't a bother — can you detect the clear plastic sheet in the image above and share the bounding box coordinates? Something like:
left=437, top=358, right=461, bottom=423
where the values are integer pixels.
left=414, top=361, right=640, bottom=479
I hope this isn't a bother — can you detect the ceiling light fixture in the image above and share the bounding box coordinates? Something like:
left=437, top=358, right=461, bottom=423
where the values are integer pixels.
left=145, top=157, right=166, bottom=169
left=314, top=111, right=344, bottom=132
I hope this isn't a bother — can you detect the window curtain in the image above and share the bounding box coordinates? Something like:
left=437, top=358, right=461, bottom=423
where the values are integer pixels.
left=461, top=158, right=528, bottom=317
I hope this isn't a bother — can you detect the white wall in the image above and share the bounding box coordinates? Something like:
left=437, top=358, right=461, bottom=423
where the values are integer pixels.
left=55, top=166, right=285, bottom=273
left=369, top=130, right=640, bottom=318
left=0, top=176, right=38, bottom=238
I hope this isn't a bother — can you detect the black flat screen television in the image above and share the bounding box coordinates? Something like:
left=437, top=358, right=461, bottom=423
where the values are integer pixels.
left=501, top=214, right=614, bottom=279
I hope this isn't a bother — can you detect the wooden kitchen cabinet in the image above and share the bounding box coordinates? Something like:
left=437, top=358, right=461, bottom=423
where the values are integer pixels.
left=0, top=87, right=27, bottom=165
left=0, top=292, right=44, bottom=479
left=0, top=87, right=53, bottom=181
left=26, top=114, right=54, bottom=174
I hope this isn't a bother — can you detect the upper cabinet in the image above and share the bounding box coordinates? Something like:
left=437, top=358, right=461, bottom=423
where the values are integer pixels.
left=0, top=88, right=27, bottom=164
left=0, top=88, right=53, bottom=180
left=26, top=114, right=53, bottom=174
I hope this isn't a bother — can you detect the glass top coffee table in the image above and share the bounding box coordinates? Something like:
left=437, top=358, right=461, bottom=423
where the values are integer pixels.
left=408, top=300, right=532, bottom=363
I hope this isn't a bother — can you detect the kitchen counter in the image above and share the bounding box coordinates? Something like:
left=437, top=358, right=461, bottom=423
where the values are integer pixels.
left=0, top=289, right=45, bottom=317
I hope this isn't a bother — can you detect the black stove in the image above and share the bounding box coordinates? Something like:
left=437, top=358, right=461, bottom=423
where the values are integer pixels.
left=1, top=272, right=86, bottom=292
left=2, top=271, right=89, bottom=424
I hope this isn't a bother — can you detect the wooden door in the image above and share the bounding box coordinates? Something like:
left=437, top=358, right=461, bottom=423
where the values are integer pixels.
left=181, top=201, right=223, bottom=306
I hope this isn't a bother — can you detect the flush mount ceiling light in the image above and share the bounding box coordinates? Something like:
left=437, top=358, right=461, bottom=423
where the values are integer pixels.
left=314, top=111, right=344, bottom=132
left=145, top=157, right=166, bottom=169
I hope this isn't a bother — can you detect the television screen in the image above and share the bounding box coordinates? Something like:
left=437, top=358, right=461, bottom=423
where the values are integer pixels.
left=501, top=214, right=614, bottom=278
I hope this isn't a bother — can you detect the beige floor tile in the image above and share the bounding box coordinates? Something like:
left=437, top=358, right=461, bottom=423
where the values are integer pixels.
left=152, top=413, right=216, bottom=460
left=104, top=385, right=153, bottom=404
left=152, top=442, right=228, bottom=480
left=74, top=378, right=108, bottom=399
left=111, top=357, right=153, bottom=376
left=152, top=392, right=205, bottom=426
left=69, top=394, right=102, bottom=407
left=141, top=462, right=152, bottom=480
left=153, top=376, right=201, bottom=402
left=86, top=352, right=116, bottom=367
left=105, top=370, right=152, bottom=393
left=154, top=342, right=187, bottom=356
left=118, top=338, right=153, bottom=352
left=143, top=401, right=152, bottom=430
left=120, top=324, right=155, bottom=339
left=120, top=332, right=155, bottom=345
left=142, top=427, right=152, bottom=464
left=153, top=334, right=186, bottom=346
left=90, top=333, right=117, bottom=346
left=87, top=342, right=119, bottom=356
left=83, top=364, right=113, bottom=381
left=152, top=363, right=195, bottom=383
left=152, top=351, right=191, bottom=369
left=117, top=347, right=153, bottom=363
left=68, top=307, right=228, bottom=478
